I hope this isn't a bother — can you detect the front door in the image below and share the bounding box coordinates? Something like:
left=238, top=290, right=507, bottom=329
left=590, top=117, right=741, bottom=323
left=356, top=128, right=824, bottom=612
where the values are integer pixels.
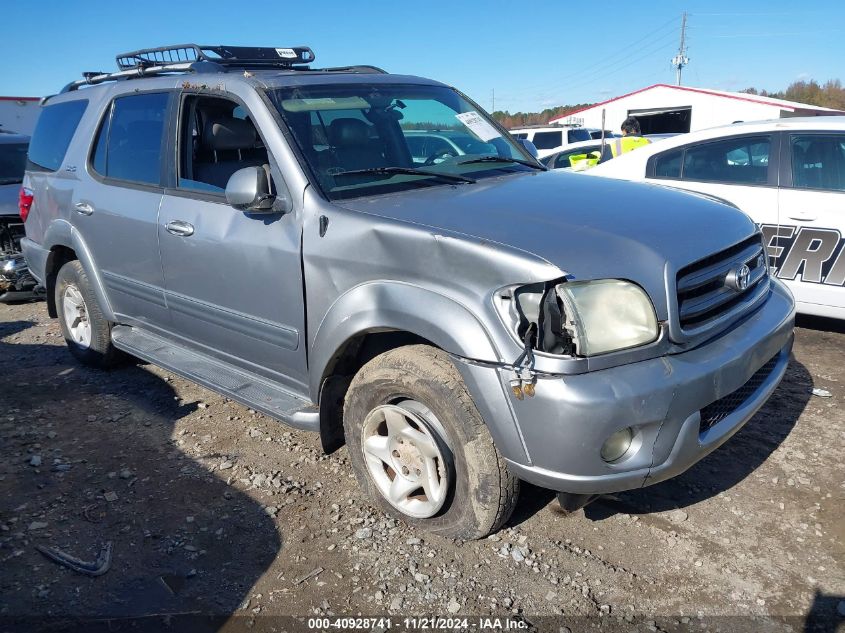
left=157, top=93, right=308, bottom=392
left=774, top=132, right=845, bottom=315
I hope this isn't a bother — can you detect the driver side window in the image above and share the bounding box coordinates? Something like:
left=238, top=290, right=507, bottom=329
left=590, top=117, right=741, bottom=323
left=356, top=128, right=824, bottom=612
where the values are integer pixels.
left=177, top=95, right=269, bottom=194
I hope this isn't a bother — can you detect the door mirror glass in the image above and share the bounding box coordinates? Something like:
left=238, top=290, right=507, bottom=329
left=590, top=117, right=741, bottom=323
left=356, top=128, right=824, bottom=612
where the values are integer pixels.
left=225, top=166, right=278, bottom=212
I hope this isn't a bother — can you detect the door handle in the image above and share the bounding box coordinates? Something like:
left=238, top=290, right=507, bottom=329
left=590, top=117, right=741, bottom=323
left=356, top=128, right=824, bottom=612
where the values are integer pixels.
left=787, top=211, right=817, bottom=222
left=74, top=202, right=94, bottom=216
left=165, top=220, right=195, bottom=237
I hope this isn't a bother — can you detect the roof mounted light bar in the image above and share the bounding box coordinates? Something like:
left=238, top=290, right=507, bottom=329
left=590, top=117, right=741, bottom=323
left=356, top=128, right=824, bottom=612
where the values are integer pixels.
left=115, top=44, right=316, bottom=71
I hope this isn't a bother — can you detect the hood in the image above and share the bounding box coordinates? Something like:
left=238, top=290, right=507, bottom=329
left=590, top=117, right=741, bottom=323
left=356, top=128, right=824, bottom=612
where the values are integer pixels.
left=337, top=170, right=758, bottom=320
left=0, top=184, right=19, bottom=218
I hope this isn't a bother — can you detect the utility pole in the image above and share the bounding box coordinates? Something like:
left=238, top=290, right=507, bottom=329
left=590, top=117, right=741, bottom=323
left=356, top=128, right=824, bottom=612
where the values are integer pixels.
left=672, top=12, right=690, bottom=86
left=491, top=88, right=495, bottom=113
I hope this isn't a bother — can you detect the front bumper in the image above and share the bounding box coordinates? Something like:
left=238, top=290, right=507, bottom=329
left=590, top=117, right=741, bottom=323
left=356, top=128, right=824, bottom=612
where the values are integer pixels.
left=459, top=279, right=795, bottom=495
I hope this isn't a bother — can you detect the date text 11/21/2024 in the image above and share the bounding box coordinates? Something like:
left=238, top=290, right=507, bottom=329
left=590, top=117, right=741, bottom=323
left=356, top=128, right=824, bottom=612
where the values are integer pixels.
left=307, top=617, right=529, bottom=630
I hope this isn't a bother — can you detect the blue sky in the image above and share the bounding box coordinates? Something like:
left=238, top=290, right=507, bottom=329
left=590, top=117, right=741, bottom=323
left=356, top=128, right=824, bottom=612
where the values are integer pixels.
left=1, top=0, right=842, bottom=112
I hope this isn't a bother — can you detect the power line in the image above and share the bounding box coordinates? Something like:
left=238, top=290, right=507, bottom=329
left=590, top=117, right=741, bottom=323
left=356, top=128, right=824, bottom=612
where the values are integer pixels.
left=507, top=15, right=681, bottom=94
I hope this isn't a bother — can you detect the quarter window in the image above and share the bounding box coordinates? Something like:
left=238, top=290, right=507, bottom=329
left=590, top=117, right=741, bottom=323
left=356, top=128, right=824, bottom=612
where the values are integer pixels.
left=790, top=134, right=845, bottom=192
left=531, top=131, right=563, bottom=150
left=681, top=136, right=770, bottom=184
left=27, top=100, right=88, bottom=172
left=91, top=92, right=169, bottom=186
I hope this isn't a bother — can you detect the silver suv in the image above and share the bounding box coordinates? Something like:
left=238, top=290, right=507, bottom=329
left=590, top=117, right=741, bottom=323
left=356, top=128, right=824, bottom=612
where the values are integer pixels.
left=21, top=45, right=795, bottom=539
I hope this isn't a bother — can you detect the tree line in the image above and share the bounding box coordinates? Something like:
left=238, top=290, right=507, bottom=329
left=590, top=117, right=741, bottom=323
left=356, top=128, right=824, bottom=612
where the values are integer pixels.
left=741, top=79, right=845, bottom=110
left=490, top=104, right=593, bottom=129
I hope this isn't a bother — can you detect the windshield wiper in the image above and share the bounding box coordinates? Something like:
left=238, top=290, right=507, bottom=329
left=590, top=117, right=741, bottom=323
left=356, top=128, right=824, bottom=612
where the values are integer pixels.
left=334, top=166, right=476, bottom=184
left=456, top=156, right=546, bottom=170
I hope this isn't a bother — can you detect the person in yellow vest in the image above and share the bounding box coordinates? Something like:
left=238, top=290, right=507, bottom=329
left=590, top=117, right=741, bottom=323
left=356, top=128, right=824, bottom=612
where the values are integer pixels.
left=610, top=116, right=651, bottom=157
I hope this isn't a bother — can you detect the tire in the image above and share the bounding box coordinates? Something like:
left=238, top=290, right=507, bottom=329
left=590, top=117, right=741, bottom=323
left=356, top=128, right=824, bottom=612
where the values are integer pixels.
left=55, top=260, right=122, bottom=368
left=343, top=344, right=519, bottom=539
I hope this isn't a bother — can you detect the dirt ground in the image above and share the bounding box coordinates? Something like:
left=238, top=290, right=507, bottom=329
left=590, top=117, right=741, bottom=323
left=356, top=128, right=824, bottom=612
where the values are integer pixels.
left=1, top=300, right=843, bottom=633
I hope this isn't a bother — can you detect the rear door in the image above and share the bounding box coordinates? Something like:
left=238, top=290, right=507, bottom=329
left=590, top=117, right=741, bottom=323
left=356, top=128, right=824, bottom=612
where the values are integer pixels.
left=646, top=133, right=780, bottom=229
left=72, top=91, right=172, bottom=329
left=772, top=132, right=845, bottom=317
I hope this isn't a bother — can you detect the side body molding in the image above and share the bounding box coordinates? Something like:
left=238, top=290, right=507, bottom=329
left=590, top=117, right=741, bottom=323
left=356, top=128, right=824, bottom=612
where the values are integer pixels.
left=43, top=219, right=116, bottom=321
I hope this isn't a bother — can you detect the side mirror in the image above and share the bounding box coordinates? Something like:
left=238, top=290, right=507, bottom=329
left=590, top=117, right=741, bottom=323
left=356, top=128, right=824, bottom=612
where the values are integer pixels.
left=225, top=166, right=287, bottom=213
left=518, top=138, right=538, bottom=159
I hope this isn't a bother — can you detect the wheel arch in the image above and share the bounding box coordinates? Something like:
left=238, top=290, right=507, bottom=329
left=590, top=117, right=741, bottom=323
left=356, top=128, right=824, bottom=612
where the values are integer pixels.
left=42, top=222, right=115, bottom=321
left=311, top=282, right=503, bottom=453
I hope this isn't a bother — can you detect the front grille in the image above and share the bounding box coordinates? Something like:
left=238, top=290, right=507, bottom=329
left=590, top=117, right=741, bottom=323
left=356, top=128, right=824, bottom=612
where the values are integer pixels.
left=699, top=355, right=779, bottom=433
left=676, top=235, right=768, bottom=332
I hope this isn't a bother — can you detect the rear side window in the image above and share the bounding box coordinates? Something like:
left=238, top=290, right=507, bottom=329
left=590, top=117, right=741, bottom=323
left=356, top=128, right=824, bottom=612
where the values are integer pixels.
left=681, top=136, right=770, bottom=184
left=790, top=134, right=845, bottom=192
left=27, top=100, right=88, bottom=171
left=654, top=149, right=682, bottom=178
left=0, top=143, right=29, bottom=184
left=532, top=131, right=563, bottom=149
left=567, top=128, right=591, bottom=143
left=91, top=92, right=169, bottom=186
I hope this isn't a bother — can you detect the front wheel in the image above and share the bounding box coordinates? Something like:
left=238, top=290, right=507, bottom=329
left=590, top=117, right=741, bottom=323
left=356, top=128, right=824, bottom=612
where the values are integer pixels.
left=343, top=345, right=519, bottom=539
left=55, top=260, right=122, bottom=368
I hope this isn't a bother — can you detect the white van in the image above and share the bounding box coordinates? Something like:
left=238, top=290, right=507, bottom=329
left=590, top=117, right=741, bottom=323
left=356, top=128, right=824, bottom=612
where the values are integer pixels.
left=509, top=125, right=592, bottom=159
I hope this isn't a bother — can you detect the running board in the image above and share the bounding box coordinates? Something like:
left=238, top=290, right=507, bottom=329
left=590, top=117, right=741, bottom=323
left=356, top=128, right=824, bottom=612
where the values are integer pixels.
left=111, top=325, right=319, bottom=431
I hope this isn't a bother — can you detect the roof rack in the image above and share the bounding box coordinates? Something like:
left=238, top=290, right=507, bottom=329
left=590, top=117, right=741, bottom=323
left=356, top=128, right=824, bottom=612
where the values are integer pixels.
left=115, top=44, right=315, bottom=70
left=58, top=44, right=387, bottom=94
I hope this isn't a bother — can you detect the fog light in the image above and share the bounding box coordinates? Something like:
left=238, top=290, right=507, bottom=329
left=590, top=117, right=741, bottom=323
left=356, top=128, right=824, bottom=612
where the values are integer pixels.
left=600, top=427, right=634, bottom=462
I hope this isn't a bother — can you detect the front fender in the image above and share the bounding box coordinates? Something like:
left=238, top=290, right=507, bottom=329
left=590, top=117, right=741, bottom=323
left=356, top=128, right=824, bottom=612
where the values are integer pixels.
left=310, top=280, right=531, bottom=463
left=42, top=219, right=116, bottom=321
left=310, top=281, right=501, bottom=397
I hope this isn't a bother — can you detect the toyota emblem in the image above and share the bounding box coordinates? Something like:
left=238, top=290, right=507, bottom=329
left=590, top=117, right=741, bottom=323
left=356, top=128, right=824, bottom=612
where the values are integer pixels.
left=726, top=263, right=751, bottom=292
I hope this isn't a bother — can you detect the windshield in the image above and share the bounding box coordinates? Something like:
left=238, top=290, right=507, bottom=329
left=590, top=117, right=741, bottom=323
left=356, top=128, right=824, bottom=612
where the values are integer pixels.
left=0, top=142, right=28, bottom=185
left=267, top=83, right=537, bottom=200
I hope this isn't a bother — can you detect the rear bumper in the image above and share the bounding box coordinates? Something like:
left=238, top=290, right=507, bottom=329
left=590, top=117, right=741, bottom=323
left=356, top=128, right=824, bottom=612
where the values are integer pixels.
left=460, top=279, right=795, bottom=495
left=20, top=237, right=48, bottom=284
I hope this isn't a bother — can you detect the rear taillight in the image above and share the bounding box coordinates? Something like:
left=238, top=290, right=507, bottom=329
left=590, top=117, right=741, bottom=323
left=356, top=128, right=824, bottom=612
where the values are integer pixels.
left=19, top=187, right=33, bottom=222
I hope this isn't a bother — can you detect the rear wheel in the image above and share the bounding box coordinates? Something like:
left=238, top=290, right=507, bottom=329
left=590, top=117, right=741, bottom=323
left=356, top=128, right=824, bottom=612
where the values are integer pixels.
left=55, top=260, right=122, bottom=368
left=344, top=344, right=519, bottom=539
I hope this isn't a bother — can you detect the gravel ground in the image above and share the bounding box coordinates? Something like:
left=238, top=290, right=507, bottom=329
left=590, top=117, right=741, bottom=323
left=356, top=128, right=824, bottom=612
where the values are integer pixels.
left=0, top=301, right=843, bottom=633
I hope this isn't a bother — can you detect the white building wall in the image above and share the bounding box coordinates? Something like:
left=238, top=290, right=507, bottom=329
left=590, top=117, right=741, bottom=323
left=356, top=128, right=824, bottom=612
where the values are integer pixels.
left=0, top=98, right=40, bottom=136
left=553, top=86, right=784, bottom=133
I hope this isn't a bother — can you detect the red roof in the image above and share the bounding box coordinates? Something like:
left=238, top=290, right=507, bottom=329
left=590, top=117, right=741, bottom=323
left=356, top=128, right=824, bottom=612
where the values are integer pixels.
left=0, top=96, right=39, bottom=102
left=550, top=83, right=840, bottom=122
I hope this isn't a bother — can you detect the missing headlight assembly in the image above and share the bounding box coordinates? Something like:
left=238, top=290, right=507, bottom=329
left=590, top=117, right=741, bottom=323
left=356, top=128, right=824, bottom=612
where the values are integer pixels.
left=499, top=278, right=660, bottom=361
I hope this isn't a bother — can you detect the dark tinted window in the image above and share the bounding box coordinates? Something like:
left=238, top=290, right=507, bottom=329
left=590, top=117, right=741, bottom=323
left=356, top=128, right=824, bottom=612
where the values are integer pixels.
left=682, top=136, right=770, bottom=184
left=27, top=100, right=87, bottom=171
left=91, top=92, right=168, bottom=185
left=654, top=149, right=682, bottom=178
left=511, top=132, right=528, bottom=140
left=532, top=131, right=563, bottom=150
left=791, top=134, right=845, bottom=191
left=0, top=142, right=29, bottom=184
left=567, top=128, right=591, bottom=143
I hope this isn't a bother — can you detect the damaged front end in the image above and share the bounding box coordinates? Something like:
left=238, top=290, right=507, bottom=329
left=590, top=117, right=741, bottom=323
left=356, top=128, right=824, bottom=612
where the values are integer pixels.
left=495, top=277, right=661, bottom=398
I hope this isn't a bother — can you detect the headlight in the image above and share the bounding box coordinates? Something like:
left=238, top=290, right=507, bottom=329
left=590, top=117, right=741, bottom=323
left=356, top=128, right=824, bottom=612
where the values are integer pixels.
left=556, top=279, right=658, bottom=356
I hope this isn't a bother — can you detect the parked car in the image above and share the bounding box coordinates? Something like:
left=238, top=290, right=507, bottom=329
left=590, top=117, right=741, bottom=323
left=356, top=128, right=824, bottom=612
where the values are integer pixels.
left=404, top=130, right=498, bottom=165
left=586, top=128, right=619, bottom=140
left=541, top=140, right=605, bottom=169
left=509, top=125, right=593, bottom=158
left=22, top=44, right=794, bottom=539
left=1, top=131, right=39, bottom=302
left=589, top=118, right=845, bottom=319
